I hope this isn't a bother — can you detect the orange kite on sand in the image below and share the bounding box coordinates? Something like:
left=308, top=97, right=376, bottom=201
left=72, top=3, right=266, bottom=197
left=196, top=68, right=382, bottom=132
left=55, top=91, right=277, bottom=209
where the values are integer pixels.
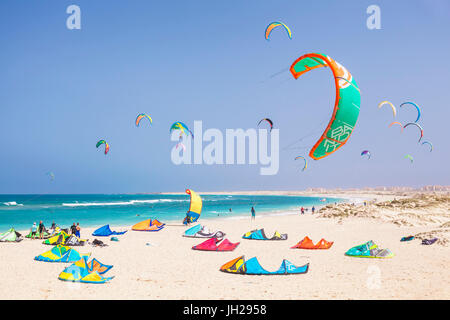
left=291, top=236, right=333, bottom=249
left=132, top=219, right=165, bottom=232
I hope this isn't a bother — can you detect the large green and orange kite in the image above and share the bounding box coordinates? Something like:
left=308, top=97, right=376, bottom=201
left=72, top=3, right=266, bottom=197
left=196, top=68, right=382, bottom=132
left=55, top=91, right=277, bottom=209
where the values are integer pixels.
left=290, top=53, right=361, bottom=160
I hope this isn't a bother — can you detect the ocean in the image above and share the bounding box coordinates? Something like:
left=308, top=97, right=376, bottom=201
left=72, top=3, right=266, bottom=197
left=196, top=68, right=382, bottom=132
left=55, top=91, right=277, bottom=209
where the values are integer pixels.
left=0, top=194, right=344, bottom=232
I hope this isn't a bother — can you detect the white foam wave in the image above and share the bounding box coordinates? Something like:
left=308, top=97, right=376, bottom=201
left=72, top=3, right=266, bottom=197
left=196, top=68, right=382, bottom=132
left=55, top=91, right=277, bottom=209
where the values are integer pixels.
left=3, top=202, right=23, bottom=206
left=62, top=199, right=187, bottom=207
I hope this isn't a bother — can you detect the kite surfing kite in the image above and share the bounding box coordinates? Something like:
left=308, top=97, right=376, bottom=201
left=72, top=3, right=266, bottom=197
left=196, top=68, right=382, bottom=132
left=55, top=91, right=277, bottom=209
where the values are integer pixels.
left=135, top=113, right=152, bottom=127
left=170, top=122, right=193, bottom=139
left=265, top=21, right=292, bottom=40
left=294, top=156, right=307, bottom=171
left=378, top=101, right=396, bottom=117
left=405, top=154, right=414, bottom=163
left=176, top=142, right=186, bottom=152
left=183, top=189, right=202, bottom=225
left=400, top=102, right=421, bottom=123
left=421, top=141, right=433, bottom=152
left=257, top=118, right=273, bottom=132
left=46, top=172, right=55, bottom=181
left=388, top=121, right=403, bottom=132
left=361, top=150, right=371, bottom=159
left=403, top=122, right=423, bottom=142
left=290, top=53, right=361, bottom=160
left=96, top=140, right=109, bottom=155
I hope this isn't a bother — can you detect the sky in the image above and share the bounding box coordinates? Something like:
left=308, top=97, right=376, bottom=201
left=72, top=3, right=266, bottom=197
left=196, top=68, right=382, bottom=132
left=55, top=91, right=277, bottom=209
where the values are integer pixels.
left=0, top=0, right=449, bottom=193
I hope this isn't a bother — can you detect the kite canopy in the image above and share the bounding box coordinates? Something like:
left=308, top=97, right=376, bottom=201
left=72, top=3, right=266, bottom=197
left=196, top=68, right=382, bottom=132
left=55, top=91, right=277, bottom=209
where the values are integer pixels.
left=0, top=228, right=22, bottom=242
left=183, top=224, right=225, bottom=238
left=361, top=150, right=371, bottom=159
left=132, top=219, right=165, bottom=232
left=403, top=123, right=423, bottom=142
left=242, top=229, right=287, bottom=241
left=96, top=140, right=109, bottom=155
left=400, top=102, right=421, bottom=123
left=421, top=141, right=433, bottom=152
left=290, top=53, right=361, bottom=160
left=34, top=245, right=90, bottom=263
left=135, top=113, right=152, bottom=127
left=92, top=225, right=127, bottom=237
left=265, top=21, right=292, bottom=40
left=192, top=238, right=240, bottom=252
left=389, top=121, right=403, bottom=132
left=291, top=236, right=333, bottom=249
left=345, top=241, right=394, bottom=259
left=257, top=118, right=274, bottom=132
left=405, top=154, right=414, bottom=163
left=294, top=156, right=307, bottom=171
left=378, top=101, right=396, bottom=117
left=220, top=256, right=309, bottom=275
left=43, top=230, right=70, bottom=245
left=58, top=256, right=113, bottom=284
left=183, top=189, right=203, bottom=225
left=170, top=122, right=193, bottom=138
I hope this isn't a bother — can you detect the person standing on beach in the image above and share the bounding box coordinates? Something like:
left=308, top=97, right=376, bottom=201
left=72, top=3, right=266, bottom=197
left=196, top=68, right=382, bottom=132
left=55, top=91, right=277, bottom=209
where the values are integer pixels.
left=31, top=222, right=37, bottom=239
left=70, top=223, right=77, bottom=235
left=38, top=220, right=45, bottom=239
left=301, top=207, right=305, bottom=215
left=311, top=206, right=315, bottom=214
left=251, top=206, right=256, bottom=220
left=76, top=223, right=81, bottom=238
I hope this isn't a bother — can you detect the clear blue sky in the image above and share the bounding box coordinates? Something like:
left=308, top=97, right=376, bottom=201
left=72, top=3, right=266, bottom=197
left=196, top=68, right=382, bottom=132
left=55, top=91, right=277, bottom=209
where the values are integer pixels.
left=0, top=0, right=449, bottom=193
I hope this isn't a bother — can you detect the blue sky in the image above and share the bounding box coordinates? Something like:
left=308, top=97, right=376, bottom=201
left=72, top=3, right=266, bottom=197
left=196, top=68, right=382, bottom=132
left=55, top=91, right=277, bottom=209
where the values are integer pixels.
left=0, top=0, right=449, bottom=193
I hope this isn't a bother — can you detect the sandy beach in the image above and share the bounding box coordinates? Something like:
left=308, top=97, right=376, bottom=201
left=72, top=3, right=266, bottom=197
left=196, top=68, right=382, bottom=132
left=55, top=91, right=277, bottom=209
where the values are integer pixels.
left=0, top=190, right=449, bottom=300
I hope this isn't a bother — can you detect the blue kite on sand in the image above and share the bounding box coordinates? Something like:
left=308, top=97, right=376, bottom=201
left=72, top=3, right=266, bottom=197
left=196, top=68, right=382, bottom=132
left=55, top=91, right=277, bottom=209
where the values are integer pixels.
left=92, top=225, right=127, bottom=237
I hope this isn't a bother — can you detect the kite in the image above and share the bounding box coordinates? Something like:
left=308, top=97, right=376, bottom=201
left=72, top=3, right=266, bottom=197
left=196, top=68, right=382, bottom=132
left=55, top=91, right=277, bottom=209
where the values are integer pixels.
left=403, top=122, right=423, bottom=142
left=46, top=172, right=55, bottom=181
left=96, top=140, right=109, bottom=155
left=290, top=53, right=361, bottom=160
left=388, top=121, right=404, bottom=132
left=183, top=189, right=202, bottom=225
left=400, top=102, right=421, bottom=123
left=421, top=141, right=433, bottom=152
left=361, top=150, right=371, bottom=159
left=378, top=101, right=396, bottom=117
left=257, top=118, right=273, bottom=132
left=294, top=156, right=307, bottom=171
left=170, top=122, right=193, bottom=138
left=405, top=154, right=414, bottom=163
left=135, top=113, right=152, bottom=127
left=176, top=142, right=186, bottom=152
left=265, top=21, right=292, bottom=40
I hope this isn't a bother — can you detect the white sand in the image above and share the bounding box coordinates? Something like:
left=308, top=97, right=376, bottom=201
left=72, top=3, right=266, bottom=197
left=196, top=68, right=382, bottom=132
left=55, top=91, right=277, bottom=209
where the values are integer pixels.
left=0, top=191, right=449, bottom=300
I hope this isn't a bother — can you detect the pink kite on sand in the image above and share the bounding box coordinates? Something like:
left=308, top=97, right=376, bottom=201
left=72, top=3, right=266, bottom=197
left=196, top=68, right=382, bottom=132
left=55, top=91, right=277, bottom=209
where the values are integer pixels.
left=192, top=238, right=240, bottom=251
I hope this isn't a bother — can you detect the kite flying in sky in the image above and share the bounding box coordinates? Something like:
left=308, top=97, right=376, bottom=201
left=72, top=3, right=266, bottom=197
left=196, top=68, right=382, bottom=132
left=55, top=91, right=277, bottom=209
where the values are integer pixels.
left=265, top=21, right=292, bottom=40
left=290, top=53, right=361, bottom=160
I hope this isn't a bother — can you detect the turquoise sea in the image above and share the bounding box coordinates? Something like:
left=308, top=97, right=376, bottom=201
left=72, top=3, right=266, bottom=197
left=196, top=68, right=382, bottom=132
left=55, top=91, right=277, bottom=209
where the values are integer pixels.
left=0, top=194, right=344, bottom=232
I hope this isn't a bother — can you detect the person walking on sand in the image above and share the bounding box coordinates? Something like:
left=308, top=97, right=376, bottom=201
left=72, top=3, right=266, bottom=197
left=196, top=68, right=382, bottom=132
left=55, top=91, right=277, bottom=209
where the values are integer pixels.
left=301, top=207, right=305, bottom=215
left=31, top=222, right=37, bottom=239
left=76, top=223, right=81, bottom=238
left=311, top=206, right=315, bottom=214
left=251, top=206, right=256, bottom=220
left=38, top=220, right=45, bottom=239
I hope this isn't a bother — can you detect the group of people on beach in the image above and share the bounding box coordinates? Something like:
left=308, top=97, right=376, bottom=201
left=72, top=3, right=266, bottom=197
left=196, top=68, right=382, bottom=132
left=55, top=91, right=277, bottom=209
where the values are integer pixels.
left=29, top=221, right=81, bottom=239
left=300, top=206, right=315, bottom=215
